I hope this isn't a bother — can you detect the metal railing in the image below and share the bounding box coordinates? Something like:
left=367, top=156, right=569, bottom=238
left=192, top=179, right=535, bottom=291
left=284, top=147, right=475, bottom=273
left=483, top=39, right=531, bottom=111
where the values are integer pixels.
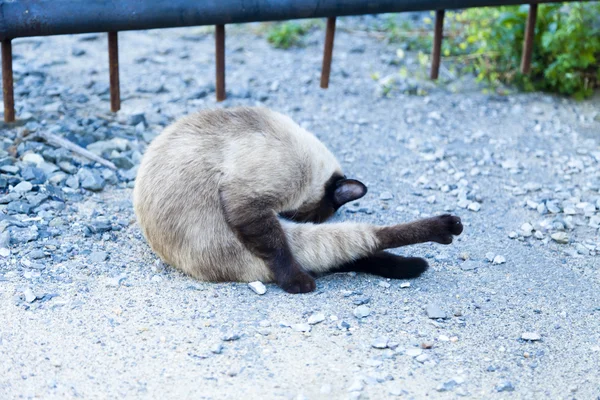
left=0, top=0, right=587, bottom=122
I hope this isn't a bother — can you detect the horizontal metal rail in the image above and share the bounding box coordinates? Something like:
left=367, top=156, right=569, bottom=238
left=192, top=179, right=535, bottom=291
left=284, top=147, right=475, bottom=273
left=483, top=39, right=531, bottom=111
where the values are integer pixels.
left=0, top=0, right=574, bottom=40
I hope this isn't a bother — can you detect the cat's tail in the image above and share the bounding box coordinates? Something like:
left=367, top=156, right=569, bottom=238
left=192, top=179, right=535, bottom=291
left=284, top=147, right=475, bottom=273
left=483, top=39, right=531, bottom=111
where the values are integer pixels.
left=280, top=214, right=462, bottom=279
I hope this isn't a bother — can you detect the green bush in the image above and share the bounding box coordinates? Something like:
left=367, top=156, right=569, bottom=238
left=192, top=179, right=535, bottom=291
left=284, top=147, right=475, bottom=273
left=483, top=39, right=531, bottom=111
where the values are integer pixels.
left=382, top=3, right=600, bottom=98
left=458, top=3, right=600, bottom=98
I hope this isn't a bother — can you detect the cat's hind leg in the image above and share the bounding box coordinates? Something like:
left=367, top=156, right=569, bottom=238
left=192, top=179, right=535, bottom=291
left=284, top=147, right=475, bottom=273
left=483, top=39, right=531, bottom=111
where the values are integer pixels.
left=324, top=251, right=428, bottom=279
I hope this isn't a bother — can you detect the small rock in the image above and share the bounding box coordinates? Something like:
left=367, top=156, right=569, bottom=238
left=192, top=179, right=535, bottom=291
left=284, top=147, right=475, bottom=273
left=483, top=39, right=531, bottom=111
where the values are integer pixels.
left=28, top=249, right=45, bottom=259
left=485, top=252, right=495, bottom=262
left=0, top=165, right=19, bottom=174
left=426, top=303, right=447, bottom=319
left=72, top=48, right=86, bottom=56
left=292, top=323, right=311, bottom=333
left=353, top=305, right=371, bottom=318
left=378, top=281, right=391, bottom=288
left=221, top=332, right=241, bottom=341
left=89, top=251, right=108, bottom=263
left=347, top=380, right=364, bottom=392
left=22, top=153, right=45, bottom=166
left=520, top=222, right=533, bottom=236
left=308, top=313, right=325, bottom=325
left=437, top=379, right=458, bottom=392
left=492, top=255, right=506, bottom=265
left=79, top=169, right=106, bottom=191
left=127, top=113, right=147, bottom=126
left=415, top=354, right=429, bottom=363
left=379, top=191, right=393, bottom=201
left=211, top=343, right=224, bottom=354
left=24, top=288, right=37, bottom=303
left=7, top=201, right=31, bottom=214
left=467, top=202, right=481, bottom=212
left=460, top=260, right=479, bottom=271
left=496, top=381, right=515, bottom=392
left=371, top=337, right=389, bottom=349
left=521, top=332, right=541, bottom=341
left=405, top=348, right=422, bottom=357
left=551, top=232, right=569, bottom=244
left=13, top=181, right=33, bottom=193
left=248, top=281, right=267, bottom=295
left=400, top=282, right=411, bottom=288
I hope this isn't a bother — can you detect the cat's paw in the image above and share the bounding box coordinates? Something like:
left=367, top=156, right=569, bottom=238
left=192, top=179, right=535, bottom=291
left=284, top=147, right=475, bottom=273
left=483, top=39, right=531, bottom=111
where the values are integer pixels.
left=430, top=214, right=463, bottom=244
left=278, top=269, right=316, bottom=294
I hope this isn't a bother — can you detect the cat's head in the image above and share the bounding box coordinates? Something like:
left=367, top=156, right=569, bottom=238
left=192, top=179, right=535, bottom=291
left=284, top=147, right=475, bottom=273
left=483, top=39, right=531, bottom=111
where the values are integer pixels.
left=280, top=173, right=367, bottom=223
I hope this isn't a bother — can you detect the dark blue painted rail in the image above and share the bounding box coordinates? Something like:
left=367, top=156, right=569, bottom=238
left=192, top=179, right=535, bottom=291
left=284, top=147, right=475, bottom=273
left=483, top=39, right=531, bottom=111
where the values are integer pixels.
left=0, top=0, right=569, bottom=40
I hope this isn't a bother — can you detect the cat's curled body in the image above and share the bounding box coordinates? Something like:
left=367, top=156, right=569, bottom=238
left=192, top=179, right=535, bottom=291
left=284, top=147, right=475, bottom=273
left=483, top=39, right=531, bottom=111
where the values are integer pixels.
left=134, top=107, right=463, bottom=293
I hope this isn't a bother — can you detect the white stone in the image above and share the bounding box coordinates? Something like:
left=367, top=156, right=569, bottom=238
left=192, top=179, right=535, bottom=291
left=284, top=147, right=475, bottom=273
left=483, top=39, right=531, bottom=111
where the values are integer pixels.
left=551, top=232, right=569, bottom=244
left=467, top=202, right=481, bottom=212
left=353, top=305, right=371, bottom=318
left=400, top=282, right=411, bottom=288
left=347, top=380, right=364, bottom=392
left=13, top=181, right=33, bottom=193
left=22, top=153, right=44, bottom=166
left=307, top=313, right=325, bottom=325
left=492, top=255, right=506, bottom=265
left=521, top=332, right=541, bottom=341
left=248, top=281, right=267, bottom=295
left=292, top=323, right=311, bottom=333
left=406, top=348, right=422, bottom=357
left=24, top=288, right=36, bottom=303
left=415, top=354, right=429, bottom=363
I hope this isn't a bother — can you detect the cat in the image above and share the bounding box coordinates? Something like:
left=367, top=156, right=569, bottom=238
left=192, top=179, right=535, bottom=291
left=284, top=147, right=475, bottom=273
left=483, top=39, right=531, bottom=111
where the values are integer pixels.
left=133, top=106, right=463, bottom=293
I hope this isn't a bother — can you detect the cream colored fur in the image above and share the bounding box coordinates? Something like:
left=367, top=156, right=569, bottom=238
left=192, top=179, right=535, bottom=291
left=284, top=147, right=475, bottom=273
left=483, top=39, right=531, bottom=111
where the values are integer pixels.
left=133, top=107, right=382, bottom=282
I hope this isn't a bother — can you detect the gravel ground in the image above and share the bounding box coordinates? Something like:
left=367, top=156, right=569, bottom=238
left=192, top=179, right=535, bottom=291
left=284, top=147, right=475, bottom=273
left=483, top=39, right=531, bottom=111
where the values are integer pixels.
left=1, top=17, right=599, bottom=399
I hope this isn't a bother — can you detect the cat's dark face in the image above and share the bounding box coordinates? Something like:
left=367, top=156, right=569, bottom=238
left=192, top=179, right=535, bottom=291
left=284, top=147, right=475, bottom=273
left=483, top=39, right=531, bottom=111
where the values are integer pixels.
left=280, top=173, right=367, bottom=223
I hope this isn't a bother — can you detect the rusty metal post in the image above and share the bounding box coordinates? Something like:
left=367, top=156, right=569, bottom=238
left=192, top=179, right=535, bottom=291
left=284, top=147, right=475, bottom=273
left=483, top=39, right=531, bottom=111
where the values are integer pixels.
left=430, top=10, right=445, bottom=80
left=2, top=39, right=15, bottom=123
left=108, top=31, right=120, bottom=112
left=320, top=17, right=336, bottom=89
left=215, top=24, right=226, bottom=101
left=520, top=3, right=538, bottom=74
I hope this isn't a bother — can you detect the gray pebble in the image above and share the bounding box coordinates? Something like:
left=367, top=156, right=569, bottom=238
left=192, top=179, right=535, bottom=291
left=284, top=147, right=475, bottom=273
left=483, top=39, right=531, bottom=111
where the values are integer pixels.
left=221, top=332, right=241, bottom=341
left=89, top=251, right=108, bottom=263
left=307, top=313, right=325, bottom=325
left=426, top=303, right=447, bottom=319
left=521, top=332, right=541, bottom=341
left=353, top=305, right=371, bottom=318
left=292, top=323, right=311, bottom=332
left=379, top=191, right=393, bottom=201
left=211, top=343, right=224, bottom=354
left=496, top=381, right=515, bottom=392
left=460, top=260, right=479, bottom=271
left=23, top=288, right=37, bottom=303
left=79, top=169, right=106, bottom=191
left=371, top=337, right=389, bottom=349
left=13, top=181, right=33, bottom=193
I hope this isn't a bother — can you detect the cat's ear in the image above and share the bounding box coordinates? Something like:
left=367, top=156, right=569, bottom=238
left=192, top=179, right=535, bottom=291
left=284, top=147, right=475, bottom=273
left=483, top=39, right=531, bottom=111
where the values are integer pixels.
left=333, top=179, right=367, bottom=207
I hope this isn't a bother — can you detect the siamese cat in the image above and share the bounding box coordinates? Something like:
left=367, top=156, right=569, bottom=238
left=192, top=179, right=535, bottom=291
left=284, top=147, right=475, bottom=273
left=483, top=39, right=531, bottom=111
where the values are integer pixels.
left=133, top=107, right=463, bottom=293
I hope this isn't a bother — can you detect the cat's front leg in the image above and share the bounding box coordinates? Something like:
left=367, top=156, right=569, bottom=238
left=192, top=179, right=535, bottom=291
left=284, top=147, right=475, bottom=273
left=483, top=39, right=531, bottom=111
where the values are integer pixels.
left=376, top=214, right=463, bottom=249
left=219, top=190, right=316, bottom=293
